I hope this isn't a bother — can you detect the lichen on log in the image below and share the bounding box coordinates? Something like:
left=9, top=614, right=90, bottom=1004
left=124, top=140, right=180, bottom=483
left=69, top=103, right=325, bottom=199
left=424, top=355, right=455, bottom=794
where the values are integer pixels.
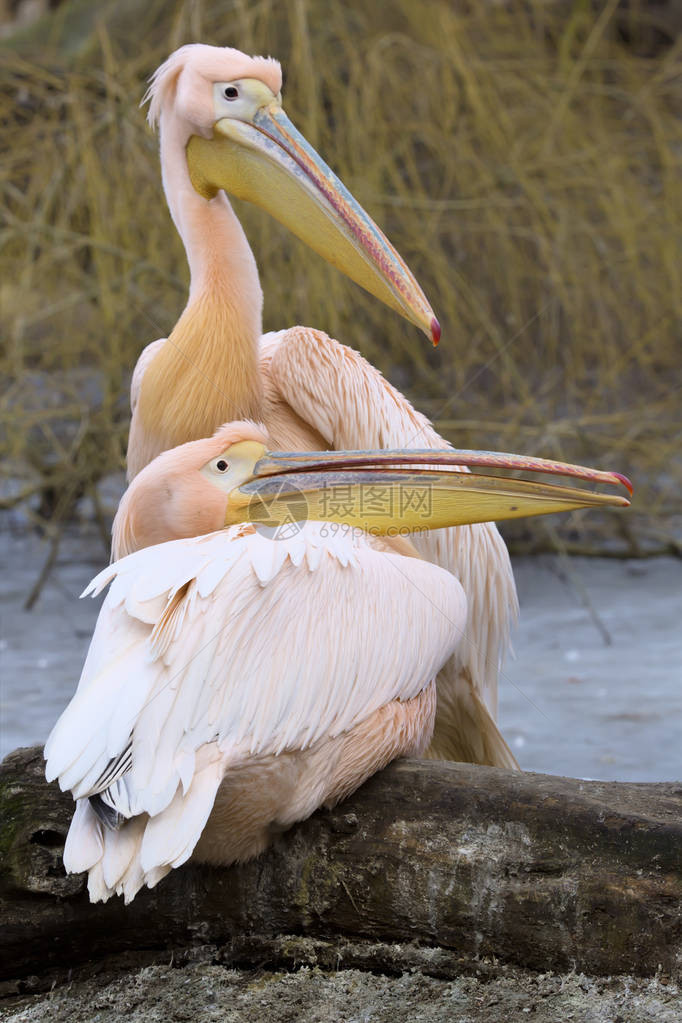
left=1, top=746, right=680, bottom=985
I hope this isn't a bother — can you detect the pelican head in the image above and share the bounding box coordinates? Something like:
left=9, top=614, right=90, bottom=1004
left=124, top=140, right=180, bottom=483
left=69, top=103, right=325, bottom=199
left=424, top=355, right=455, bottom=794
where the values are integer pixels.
left=112, top=420, right=631, bottom=560
left=145, top=44, right=439, bottom=344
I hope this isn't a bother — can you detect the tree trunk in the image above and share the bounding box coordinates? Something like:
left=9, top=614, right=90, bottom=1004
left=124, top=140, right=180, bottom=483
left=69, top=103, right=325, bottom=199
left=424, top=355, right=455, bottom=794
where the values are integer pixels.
left=1, top=746, right=680, bottom=984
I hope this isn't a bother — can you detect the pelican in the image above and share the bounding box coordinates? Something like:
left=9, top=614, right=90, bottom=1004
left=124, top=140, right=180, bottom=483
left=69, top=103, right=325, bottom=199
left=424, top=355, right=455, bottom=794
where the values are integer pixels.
left=45, top=421, right=630, bottom=902
left=127, top=44, right=582, bottom=768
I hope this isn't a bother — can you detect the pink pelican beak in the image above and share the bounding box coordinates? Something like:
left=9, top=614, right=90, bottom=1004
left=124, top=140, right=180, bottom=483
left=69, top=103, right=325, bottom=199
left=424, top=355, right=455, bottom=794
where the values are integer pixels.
left=212, top=445, right=631, bottom=532
left=186, top=92, right=440, bottom=346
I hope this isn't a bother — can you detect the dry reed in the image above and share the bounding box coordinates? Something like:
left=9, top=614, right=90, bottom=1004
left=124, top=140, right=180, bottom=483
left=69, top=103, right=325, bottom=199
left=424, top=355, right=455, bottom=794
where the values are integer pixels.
left=1, top=0, right=680, bottom=558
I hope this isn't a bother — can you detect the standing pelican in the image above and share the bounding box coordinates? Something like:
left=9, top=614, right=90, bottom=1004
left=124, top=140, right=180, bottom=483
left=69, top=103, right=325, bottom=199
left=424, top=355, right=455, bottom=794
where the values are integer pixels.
left=45, top=422, right=630, bottom=902
left=128, top=45, right=534, bottom=767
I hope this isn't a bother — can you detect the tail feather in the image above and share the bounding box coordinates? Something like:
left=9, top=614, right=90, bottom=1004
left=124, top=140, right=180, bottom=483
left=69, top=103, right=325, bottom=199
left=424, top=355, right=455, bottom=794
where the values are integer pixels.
left=117, top=845, right=148, bottom=905
left=139, top=863, right=171, bottom=892
left=87, top=860, right=111, bottom=904
left=141, top=753, right=224, bottom=872
left=102, top=814, right=146, bottom=891
left=61, top=746, right=226, bottom=903
left=63, top=799, right=103, bottom=874
left=424, top=667, right=520, bottom=770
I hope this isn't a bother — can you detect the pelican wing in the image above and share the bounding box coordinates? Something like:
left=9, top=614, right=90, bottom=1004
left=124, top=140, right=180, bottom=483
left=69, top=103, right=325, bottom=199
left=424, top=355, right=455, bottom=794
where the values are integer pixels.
left=126, top=327, right=518, bottom=767
left=261, top=326, right=519, bottom=761
left=45, top=525, right=465, bottom=898
left=130, top=338, right=166, bottom=415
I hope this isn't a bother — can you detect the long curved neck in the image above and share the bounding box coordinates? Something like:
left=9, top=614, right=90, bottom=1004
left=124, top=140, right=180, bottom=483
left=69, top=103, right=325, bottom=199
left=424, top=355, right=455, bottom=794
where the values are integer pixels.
left=161, top=116, right=261, bottom=311
left=135, top=115, right=264, bottom=468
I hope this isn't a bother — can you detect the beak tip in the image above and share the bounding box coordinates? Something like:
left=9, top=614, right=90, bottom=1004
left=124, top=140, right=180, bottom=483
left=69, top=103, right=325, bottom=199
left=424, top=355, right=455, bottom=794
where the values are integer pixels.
left=614, top=472, right=633, bottom=496
left=430, top=317, right=441, bottom=347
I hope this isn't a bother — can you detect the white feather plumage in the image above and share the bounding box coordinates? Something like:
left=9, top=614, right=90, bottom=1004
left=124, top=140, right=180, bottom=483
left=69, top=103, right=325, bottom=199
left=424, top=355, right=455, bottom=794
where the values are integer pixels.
left=47, top=522, right=465, bottom=901
left=260, top=328, right=519, bottom=736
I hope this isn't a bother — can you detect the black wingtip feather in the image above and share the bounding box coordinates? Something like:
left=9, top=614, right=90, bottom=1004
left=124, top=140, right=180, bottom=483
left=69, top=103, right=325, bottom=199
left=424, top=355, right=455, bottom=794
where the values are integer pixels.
left=89, top=793, right=125, bottom=831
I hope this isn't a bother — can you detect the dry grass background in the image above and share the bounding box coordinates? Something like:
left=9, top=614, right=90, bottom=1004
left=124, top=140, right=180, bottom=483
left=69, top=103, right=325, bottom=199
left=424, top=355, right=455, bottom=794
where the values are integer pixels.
left=1, top=0, right=681, bottom=561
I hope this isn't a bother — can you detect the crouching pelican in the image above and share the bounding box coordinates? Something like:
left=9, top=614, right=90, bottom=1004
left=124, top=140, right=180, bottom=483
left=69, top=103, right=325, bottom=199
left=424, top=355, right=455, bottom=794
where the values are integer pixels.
left=44, top=422, right=630, bottom=902
left=126, top=44, right=530, bottom=768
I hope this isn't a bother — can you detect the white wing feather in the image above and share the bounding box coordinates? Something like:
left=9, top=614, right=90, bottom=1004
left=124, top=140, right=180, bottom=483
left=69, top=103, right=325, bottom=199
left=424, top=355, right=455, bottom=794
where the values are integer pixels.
left=127, top=329, right=518, bottom=764
left=262, top=327, right=519, bottom=733
left=46, top=523, right=465, bottom=900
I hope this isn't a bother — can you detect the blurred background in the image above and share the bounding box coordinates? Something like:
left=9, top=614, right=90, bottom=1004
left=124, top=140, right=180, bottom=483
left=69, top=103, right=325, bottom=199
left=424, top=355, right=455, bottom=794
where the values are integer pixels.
left=1, top=0, right=680, bottom=778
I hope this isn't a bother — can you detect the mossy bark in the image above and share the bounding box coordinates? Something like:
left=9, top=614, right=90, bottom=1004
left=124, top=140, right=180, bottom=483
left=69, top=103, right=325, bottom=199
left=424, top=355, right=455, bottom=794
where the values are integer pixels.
left=1, top=746, right=681, bottom=985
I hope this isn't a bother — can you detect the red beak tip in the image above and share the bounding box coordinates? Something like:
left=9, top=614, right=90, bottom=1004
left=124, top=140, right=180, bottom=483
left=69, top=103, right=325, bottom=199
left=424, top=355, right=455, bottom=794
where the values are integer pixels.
left=614, top=472, right=633, bottom=496
left=430, top=317, right=441, bottom=348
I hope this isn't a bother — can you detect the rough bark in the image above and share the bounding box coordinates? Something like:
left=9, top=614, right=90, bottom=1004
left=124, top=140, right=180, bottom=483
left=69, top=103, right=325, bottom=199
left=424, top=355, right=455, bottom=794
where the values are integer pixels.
left=1, top=746, right=681, bottom=985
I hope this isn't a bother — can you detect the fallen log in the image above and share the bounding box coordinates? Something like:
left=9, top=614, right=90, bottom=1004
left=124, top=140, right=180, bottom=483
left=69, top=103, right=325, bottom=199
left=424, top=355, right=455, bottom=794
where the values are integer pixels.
left=1, top=746, right=680, bottom=984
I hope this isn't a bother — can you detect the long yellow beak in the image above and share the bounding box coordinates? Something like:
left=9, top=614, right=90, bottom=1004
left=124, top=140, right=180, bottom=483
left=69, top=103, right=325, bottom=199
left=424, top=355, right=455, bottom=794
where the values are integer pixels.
left=186, top=102, right=440, bottom=345
left=224, top=448, right=631, bottom=533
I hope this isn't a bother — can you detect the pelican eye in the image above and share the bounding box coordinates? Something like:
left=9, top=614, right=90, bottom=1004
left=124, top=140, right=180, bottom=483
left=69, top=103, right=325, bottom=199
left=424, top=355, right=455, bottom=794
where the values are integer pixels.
left=216, top=459, right=229, bottom=472
left=223, top=86, right=239, bottom=101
